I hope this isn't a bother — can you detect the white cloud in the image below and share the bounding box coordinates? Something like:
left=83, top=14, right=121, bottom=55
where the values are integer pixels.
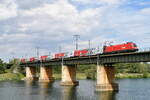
left=19, top=0, right=104, bottom=37
left=22, top=0, right=77, bottom=17
left=71, top=0, right=124, bottom=5
left=0, top=0, right=18, bottom=20
left=140, top=8, right=150, bottom=15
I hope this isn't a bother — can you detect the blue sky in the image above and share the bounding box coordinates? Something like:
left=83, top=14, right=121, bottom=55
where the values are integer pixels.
left=0, top=0, right=150, bottom=62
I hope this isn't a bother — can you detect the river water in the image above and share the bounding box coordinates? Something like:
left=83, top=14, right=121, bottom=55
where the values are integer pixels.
left=0, top=79, right=150, bottom=100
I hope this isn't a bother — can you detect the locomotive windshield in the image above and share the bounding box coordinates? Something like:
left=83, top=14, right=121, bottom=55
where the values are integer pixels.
left=133, top=44, right=137, bottom=47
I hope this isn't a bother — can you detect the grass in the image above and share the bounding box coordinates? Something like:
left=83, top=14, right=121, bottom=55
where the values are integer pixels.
left=53, top=73, right=61, bottom=80
left=0, top=73, right=25, bottom=81
left=76, top=73, right=87, bottom=79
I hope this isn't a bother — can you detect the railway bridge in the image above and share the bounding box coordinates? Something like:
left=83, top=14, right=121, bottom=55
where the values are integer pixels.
left=19, top=51, right=150, bottom=92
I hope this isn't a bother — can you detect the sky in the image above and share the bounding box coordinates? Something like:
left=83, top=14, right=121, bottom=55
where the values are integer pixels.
left=0, top=0, right=150, bottom=62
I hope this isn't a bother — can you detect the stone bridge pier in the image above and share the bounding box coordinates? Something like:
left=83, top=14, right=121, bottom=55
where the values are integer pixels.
left=96, top=64, right=119, bottom=91
left=39, top=66, right=54, bottom=82
left=25, top=66, right=37, bottom=81
left=61, top=65, right=79, bottom=86
left=25, top=64, right=118, bottom=91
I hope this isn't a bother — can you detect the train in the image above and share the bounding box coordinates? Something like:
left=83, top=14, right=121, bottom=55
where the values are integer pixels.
left=20, top=42, right=138, bottom=63
left=103, top=42, right=138, bottom=54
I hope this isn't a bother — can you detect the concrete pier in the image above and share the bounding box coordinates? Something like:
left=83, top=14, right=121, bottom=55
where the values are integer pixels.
left=25, top=66, right=37, bottom=81
left=61, top=65, right=78, bottom=86
left=39, top=66, right=54, bottom=82
left=96, top=65, right=118, bottom=91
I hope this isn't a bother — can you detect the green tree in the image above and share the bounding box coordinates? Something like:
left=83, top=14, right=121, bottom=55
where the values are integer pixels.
left=9, top=59, right=21, bottom=73
left=77, top=64, right=96, bottom=79
left=115, top=63, right=150, bottom=74
left=0, top=59, right=6, bottom=74
left=53, top=65, right=61, bottom=73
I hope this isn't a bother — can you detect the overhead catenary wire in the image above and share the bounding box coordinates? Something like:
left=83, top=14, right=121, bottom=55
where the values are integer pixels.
left=73, top=34, right=80, bottom=50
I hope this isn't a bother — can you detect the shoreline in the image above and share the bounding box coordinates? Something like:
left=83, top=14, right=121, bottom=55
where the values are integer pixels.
left=115, top=73, right=150, bottom=79
left=0, top=73, right=150, bottom=81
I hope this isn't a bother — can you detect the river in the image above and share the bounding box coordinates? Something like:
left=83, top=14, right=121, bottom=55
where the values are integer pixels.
left=0, top=79, right=150, bottom=100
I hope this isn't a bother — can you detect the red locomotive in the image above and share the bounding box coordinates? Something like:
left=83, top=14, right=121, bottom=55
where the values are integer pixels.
left=74, top=49, right=89, bottom=56
left=103, top=42, right=138, bottom=54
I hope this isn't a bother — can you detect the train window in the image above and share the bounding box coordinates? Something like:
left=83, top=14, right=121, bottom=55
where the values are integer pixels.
left=133, top=44, right=137, bottom=47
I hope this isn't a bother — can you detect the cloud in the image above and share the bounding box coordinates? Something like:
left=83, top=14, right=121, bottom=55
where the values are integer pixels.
left=71, top=0, right=124, bottom=5
left=18, top=0, right=104, bottom=37
left=0, top=0, right=18, bottom=20
left=16, top=0, right=55, bottom=9
left=140, top=8, right=150, bottom=15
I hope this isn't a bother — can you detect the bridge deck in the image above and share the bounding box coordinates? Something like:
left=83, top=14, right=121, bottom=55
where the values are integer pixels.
left=17, top=51, right=150, bottom=67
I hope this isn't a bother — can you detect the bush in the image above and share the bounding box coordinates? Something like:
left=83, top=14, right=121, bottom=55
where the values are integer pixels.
left=143, top=72, right=149, bottom=78
left=85, top=70, right=96, bottom=80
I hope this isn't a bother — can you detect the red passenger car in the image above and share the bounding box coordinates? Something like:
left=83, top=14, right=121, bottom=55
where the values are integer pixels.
left=29, top=57, right=37, bottom=62
left=40, top=55, right=48, bottom=61
left=74, top=49, right=89, bottom=56
left=103, top=42, right=138, bottom=54
left=55, top=53, right=65, bottom=59
left=20, top=58, right=26, bottom=63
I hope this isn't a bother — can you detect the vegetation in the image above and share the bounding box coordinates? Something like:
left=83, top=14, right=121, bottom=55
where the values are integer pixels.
left=115, top=63, right=150, bottom=73
left=0, top=59, right=7, bottom=74
left=114, top=63, right=150, bottom=78
left=77, top=65, right=96, bottom=79
left=9, top=59, right=23, bottom=73
left=0, top=58, right=25, bottom=81
left=76, top=63, right=150, bottom=79
left=0, top=73, right=24, bottom=81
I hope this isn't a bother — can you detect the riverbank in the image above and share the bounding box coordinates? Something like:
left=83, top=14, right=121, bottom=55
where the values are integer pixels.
left=0, top=73, right=149, bottom=81
left=0, top=73, right=24, bottom=81
left=115, top=73, right=150, bottom=79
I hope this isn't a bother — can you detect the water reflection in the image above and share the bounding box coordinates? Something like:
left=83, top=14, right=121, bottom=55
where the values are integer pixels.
left=96, top=91, right=117, bottom=100
left=25, top=80, right=37, bottom=100
left=39, top=82, right=53, bottom=100
left=1, top=79, right=150, bottom=100
left=61, top=86, right=77, bottom=100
